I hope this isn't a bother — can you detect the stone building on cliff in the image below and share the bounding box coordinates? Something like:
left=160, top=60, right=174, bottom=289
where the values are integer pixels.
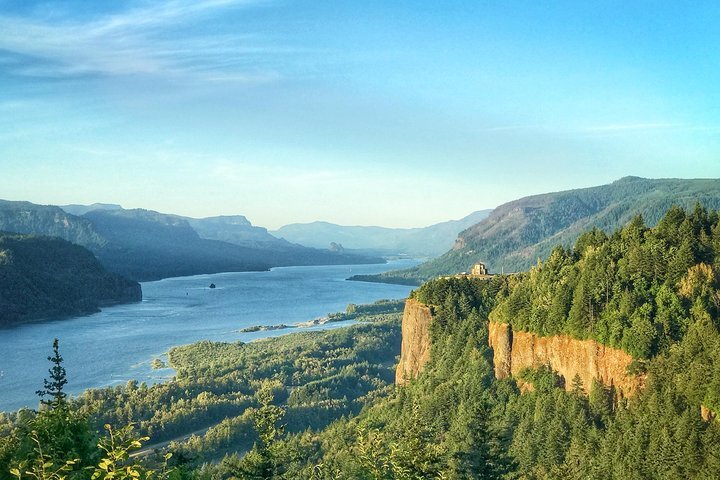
left=471, top=262, right=488, bottom=276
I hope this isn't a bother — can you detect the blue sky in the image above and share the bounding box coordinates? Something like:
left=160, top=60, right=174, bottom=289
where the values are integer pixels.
left=1, top=0, right=719, bottom=228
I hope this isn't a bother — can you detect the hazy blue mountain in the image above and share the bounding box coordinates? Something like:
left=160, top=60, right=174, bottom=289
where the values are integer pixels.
left=364, top=177, right=720, bottom=284
left=84, top=208, right=383, bottom=280
left=0, top=201, right=383, bottom=282
left=0, top=200, right=105, bottom=248
left=272, top=210, right=492, bottom=257
left=187, top=215, right=287, bottom=248
left=80, top=208, right=271, bottom=280
left=185, top=214, right=381, bottom=267
left=0, top=233, right=141, bottom=326
left=60, top=203, right=123, bottom=216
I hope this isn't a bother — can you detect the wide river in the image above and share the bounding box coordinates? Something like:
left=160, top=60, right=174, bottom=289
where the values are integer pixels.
left=0, top=260, right=418, bottom=412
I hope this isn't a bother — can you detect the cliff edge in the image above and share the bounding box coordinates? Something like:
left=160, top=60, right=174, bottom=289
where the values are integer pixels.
left=395, top=298, right=433, bottom=385
left=488, top=322, right=643, bottom=398
left=395, top=299, right=644, bottom=399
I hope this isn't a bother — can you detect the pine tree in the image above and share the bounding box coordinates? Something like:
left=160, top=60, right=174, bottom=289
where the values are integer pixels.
left=36, top=338, right=68, bottom=409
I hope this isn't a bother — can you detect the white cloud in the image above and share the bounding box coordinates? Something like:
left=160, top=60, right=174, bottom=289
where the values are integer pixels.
left=0, top=0, right=283, bottom=82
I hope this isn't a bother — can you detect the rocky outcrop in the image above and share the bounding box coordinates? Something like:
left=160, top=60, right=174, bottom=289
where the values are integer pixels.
left=395, top=299, right=434, bottom=385
left=488, top=322, right=643, bottom=399
left=395, top=300, right=644, bottom=398
left=701, top=405, right=717, bottom=422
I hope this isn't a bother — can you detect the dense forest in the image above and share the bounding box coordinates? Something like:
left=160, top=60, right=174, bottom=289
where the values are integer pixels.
left=0, top=306, right=404, bottom=478
left=2, top=205, right=720, bottom=478
left=270, top=204, right=720, bottom=478
left=0, top=234, right=141, bottom=326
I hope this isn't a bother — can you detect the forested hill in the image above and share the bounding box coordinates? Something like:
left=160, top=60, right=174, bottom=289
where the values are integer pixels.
left=266, top=205, right=720, bottom=478
left=489, top=203, right=720, bottom=359
left=368, top=177, right=720, bottom=284
left=0, top=233, right=141, bottom=326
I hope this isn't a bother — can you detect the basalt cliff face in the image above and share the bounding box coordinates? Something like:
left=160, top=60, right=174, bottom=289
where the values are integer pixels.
left=395, top=299, right=643, bottom=398
left=488, top=322, right=643, bottom=398
left=395, top=298, right=434, bottom=385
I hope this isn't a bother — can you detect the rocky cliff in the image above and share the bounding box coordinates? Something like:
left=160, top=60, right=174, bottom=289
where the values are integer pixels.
left=488, top=322, right=643, bottom=398
left=395, top=298, right=644, bottom=398
left=395, top=298, right=434, bottom=385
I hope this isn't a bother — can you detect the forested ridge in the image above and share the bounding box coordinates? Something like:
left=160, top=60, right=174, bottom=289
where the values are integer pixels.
left=2, top=205, right=720, bottom=478
left=0, top=233, right=141, bottom=326
left=282, top=204, right=720, bottom=478
left=371, top=176, right=720, bottom=284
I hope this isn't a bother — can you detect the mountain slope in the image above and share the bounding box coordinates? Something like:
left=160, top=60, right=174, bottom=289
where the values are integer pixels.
left=272, top=209, right=492, bottom=257
left=85, top=209, right=383, bottom=280
left=0, top=233, right=141, bottom=326
left=186, top=215, right=377, bottom=266
left=365, top=177, right=720, bottom=284
left=0, top=200, right=105, bottom=248
left=82, top=209, right=273, bottom=281
left=0, top=200, right=383, bottom=282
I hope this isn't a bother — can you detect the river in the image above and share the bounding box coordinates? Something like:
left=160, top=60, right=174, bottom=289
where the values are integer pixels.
left=0, top=260, right=418, bottom=412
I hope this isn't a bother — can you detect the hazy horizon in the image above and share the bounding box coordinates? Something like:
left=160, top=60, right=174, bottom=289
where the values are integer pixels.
left=2, top=1, right=719, bottom=229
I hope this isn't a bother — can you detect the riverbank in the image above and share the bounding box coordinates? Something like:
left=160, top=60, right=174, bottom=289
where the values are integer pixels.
left=0, top=260, right=419, bottom=412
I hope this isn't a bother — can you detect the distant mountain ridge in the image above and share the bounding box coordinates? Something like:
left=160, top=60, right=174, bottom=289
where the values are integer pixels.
left=272, top=210, right=492, bottom=257
left=60, top=203, right=123, bottom=216
left=0, top=200, right=105, bottom=248
left=0, top=233, right=141, bottom=326
left=0, top=200, right=383, bottom=282
left=365, top=177, right=720, bottom=284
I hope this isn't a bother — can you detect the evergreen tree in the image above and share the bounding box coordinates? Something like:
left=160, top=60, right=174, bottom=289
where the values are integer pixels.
left=35, top=339, right=67, bottom=409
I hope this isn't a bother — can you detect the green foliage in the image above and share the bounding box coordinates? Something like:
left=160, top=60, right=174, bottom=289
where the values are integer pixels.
left=327, top=300, right=406, bottom=322
left=0, top=234, right=140, bottom=326
left=36, top=340, right=68, bottom=408
left=91, top=424, right=172, bottom=480
left=61, top=311, right=404, bottom=467
left=10, top=432, right=76, bottom=480
left=232, top=381, right=286, bottom=479
left=490, top=204, right=720, bottom=359
left=1, top=347, right=172, bottom=480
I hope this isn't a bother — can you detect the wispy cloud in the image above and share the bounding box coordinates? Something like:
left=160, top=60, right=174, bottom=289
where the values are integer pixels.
left=582, top=123, right=682, bottom=133
left=578, top=123, right=720, bottom=137
left=0, top=0, right=283, bottom=82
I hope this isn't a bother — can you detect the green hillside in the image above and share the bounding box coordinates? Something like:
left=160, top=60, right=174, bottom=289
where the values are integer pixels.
left=257, top=205, right=720, bottom=478
left=0, top=234, right=141, bottom=326
left=369, top=177, right=720, bottom=284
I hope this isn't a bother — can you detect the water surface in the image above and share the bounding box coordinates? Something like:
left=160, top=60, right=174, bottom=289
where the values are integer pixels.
left=0, top=260, right=417, bottom=412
